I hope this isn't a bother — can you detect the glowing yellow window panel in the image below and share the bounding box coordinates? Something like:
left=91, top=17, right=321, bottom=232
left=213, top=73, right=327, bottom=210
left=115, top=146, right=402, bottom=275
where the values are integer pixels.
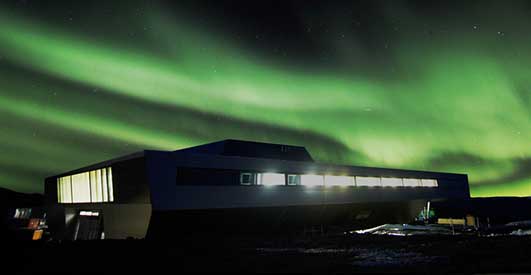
left=62, top=176, right=72, bottom=203
left=71, top=172, right=90, bottom=203
left=56, top=167, right=114, bottom=203
left=89, top=171, right=100, bottom=202
left=107, top=167, right=114, bottom=202
left=102, top=168, right=108, bottom=202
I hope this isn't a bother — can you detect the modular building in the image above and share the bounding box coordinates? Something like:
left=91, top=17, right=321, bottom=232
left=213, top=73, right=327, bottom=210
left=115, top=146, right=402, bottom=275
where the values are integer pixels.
left=44, top=139, right=470, bottom=240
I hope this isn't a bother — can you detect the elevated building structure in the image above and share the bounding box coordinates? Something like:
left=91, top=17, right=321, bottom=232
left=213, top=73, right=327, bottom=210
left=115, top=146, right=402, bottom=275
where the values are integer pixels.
left=44, top=139, right=470, bottom=240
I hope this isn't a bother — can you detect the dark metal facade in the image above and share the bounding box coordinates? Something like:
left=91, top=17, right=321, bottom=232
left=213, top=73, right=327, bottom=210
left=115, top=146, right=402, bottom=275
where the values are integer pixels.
left=44, top=140, right=470, bottom=239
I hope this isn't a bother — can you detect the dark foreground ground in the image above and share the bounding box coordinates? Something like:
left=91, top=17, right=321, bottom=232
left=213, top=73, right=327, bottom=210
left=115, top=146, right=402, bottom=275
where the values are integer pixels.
left=5, top=234, right=531, bottom=274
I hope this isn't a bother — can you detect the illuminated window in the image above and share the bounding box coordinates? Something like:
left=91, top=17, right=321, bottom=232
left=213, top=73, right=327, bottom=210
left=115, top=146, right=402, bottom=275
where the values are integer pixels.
left=421, top=179, right=438, bottom=187
left=234, top=172, right=439, bottom=189
left=79, top=210, right=100, bottom=216
left=258, top=173, right=285, bottom=186
left=240, top=172, right=255, bottom=185
left=71, top=172, right=91, bottom=203
left=57, top=181, right=62, bottom=204
left=96, top=169, right=103, bottom=201
left=61, top=176, right=72, bottom=203
left=32, top=229, right=43, bottom=241
left=287, top=174, right=301, bottom=186
left=102, top=168, right=108, bottom=202
left=14, top=208, right=32, bottom=219
left=301, top=174, right=324, bottom=187
left=381, top=177, right=403, bottom=187
left=57, top=167, right=114, bottom=203
left=89, top=171, right=98, bottom=202
left=356, top=176, right=381, bottom=187
left=403, top=178, right=422, bottom=187
left=325, top=175, right=353, bottom=187
left=107, top=167, right=114, bottom=202
left=90, top=171, right=104, bottom=203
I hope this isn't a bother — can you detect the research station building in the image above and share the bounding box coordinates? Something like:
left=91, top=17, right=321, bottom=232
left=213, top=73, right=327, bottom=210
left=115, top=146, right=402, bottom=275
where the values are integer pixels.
left=44, top=139, right=470, bottom=240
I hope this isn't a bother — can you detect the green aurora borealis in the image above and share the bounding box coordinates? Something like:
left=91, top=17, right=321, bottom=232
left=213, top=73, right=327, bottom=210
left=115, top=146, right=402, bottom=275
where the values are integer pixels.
left=0, top=1, right=529, bottom=195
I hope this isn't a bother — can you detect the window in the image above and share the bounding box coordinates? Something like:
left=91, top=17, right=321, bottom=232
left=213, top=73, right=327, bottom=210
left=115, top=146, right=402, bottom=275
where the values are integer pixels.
left=14, top=208, right=32, bottom=219
left=71, top=172, right=91, bottom=203
left=287, top=174, right=301, bottom=186
left=108, top=168, right=114, bottom=201
left=403, top=178, right=422, bottom=187
left=217, top=170, right=439, bottom=189
left=95, top=170, right=103, bottom=201
left=356, top=176, right=381, bottom=187
left=421, top=179, right=438, bottom=187
left=102, top=168, right=108, bottom=202
left=58, top=176, right=72, bottom=203
left=258, top=173, right=285, bottom=186
left=324, top=175, right=354, bottom=187
left=89, top=171, right=99, bottom=202
left=301, top=174, right=324, bottom=187
left=79, top=210, right=100, bottom=216
left=240, top=172, right=255, bottom=185
left=381, top=177, right=403, bottom=187
left=57, top=167, right=114, bottom=203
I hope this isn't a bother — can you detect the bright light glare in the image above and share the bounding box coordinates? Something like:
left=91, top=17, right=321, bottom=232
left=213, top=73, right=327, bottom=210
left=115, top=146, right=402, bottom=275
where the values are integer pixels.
left=258, top=173, right=285, bottom=186
left=301, top=174, right=324, bottom=187
left=79, top=211, right=99, bottom=216
left=324, top=175, right=353, bottom=187
left=381, top=177, right=403, bottom=187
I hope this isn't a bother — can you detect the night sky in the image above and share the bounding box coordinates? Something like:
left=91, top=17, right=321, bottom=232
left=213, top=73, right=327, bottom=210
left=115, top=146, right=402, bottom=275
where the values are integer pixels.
left=0, top=0, right=529, bottom=196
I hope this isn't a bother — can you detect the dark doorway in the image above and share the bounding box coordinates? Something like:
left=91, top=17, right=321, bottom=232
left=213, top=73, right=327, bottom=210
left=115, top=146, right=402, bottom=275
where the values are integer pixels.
left=75, top=210, right=103, bottom=240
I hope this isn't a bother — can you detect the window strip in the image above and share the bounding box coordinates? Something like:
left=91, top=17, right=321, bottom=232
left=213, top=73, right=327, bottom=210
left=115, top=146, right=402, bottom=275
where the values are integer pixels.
left=102, top=168, right=108, bottom=202
left=56, top=167, right=114, bottom=204
left=108, top=167, right=114, bottom=202
left=88, top=172, right=92, bottom=203
left=69, top=176, right=73, bottom=203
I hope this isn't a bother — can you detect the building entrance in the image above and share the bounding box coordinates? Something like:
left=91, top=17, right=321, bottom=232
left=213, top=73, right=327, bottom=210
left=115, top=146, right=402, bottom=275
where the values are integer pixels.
left=74, top=210, right=103, bottom=240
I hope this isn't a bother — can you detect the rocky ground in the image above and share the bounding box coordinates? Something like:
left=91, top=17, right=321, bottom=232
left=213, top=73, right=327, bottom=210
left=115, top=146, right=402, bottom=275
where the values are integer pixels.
left=5, top=234, right=531, bottom=273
